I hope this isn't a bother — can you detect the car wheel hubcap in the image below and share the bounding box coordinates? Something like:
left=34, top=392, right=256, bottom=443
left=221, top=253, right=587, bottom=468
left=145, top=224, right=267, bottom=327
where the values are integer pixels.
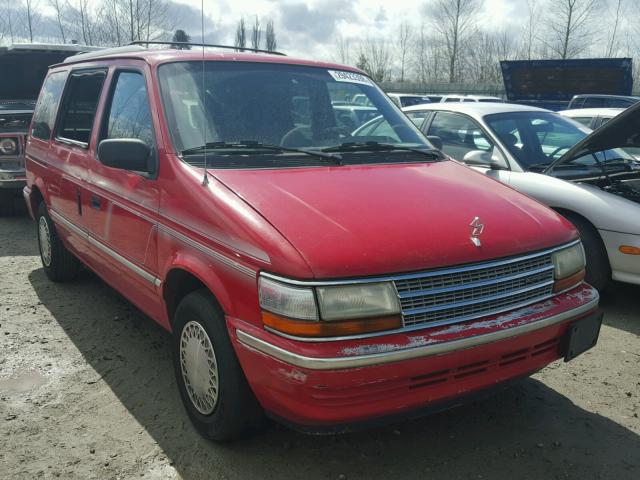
left=38, top=217, right=52, bottom=267
left=180, top=321, right=219, bottom=415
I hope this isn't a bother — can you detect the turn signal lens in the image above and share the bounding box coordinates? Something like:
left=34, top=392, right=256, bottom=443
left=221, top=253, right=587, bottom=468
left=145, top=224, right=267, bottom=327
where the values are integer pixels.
left=258, top=277, right=318, bottom=320
left=553, top=268, right=585, bottom=292
left=261, top=311, right=402, bottom=338
left=619, top=245, right=640, bottom=255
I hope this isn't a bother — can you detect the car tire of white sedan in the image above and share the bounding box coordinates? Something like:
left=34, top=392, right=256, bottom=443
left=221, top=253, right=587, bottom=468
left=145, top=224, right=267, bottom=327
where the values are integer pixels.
left=36, top=202, right=80, bottom=282
left=172, top=289, right=263, bottom=442
left=562, top=212, right=611, bottom=292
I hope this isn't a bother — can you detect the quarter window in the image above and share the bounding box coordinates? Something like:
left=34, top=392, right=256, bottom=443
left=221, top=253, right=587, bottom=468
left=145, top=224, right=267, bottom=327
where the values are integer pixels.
left=405, top=111, right=429, bottom=129
left=103, top=71, right=153, bottom=146
left=56, top=70, right=106, bottom=146
left=31, top=71, right=68, bottom=140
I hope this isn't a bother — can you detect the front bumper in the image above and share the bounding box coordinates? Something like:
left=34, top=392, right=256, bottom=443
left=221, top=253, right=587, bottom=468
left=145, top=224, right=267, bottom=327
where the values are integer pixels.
left=230, top=284, right=599, bottom=429
left=600, top=229, right=640, bottom=285
left=0, top=168, right=26, bottom=190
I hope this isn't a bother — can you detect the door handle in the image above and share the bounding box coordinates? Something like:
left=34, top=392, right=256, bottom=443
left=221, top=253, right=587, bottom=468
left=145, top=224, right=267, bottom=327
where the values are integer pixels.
left=90, top=195, right=101, bottom=210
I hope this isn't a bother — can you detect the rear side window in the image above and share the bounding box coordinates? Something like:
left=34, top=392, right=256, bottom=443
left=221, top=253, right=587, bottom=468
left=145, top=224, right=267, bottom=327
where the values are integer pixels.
left=608, top=98, right=635, bottom=108
left=31, top=71, right=68, bottom=140
left=102, top=71, right=153, bottom=146
left=582, top=97, right=608, bottom=108
left=56, top=70, right=106, bottom=146
left=570, top=117, right=593, bottom=127
left=568, top=98, right=584, bottom=109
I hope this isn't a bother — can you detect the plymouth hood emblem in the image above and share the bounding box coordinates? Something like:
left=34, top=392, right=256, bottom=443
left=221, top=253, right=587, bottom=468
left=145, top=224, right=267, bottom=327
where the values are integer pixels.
left=470, top=217, right=484, bottom=247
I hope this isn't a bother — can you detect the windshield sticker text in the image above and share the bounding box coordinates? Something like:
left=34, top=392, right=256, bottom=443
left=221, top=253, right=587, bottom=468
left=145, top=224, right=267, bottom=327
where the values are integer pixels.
left=328, top=70, right=372, bottom=86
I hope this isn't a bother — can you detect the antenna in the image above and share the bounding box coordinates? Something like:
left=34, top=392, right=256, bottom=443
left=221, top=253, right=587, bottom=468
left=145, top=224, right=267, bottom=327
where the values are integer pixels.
left=200, top=0, right=209, bottom=187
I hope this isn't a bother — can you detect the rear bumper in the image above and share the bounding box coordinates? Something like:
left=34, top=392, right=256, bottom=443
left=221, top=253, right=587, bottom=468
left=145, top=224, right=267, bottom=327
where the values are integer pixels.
left=230, top=284, right=599, bottom=428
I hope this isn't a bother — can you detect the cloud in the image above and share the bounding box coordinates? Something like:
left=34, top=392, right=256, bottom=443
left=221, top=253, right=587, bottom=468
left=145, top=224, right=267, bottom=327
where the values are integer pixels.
left=374, top=6, right=387, bottom=24
left=279, top=1, right=357, bottom=42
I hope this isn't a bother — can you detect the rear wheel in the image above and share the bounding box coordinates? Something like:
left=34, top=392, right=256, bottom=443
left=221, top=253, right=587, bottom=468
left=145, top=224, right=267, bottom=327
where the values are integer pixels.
left=561, top=212, right=611, bottom=292
left=172, top=290, right=263, bottom=441
left=36, top=203, right=80, bottom=282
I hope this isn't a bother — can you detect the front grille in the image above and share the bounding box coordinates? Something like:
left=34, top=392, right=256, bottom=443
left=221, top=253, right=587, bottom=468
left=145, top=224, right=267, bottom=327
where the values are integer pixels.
left=394, top=252, right=555, bottom=329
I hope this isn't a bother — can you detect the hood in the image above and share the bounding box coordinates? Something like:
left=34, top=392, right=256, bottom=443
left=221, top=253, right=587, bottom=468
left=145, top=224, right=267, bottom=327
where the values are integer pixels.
left=550, top=100, right=640, bottom=169
left=211, top=161, right=576, bottom=278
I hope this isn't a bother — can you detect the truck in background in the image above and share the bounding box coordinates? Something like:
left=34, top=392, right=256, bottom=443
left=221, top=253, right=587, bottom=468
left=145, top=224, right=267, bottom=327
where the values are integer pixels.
left=500, top=58, right=634, bottom=111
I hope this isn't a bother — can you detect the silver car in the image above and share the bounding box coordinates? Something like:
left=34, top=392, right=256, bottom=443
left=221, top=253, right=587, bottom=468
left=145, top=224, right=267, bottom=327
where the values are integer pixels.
left=401, top=102, right=640, bottom=290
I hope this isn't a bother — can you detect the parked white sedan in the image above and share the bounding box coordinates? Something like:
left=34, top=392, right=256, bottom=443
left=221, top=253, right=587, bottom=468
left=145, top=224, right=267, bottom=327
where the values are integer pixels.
left=399, top=102, right=640, bottom=290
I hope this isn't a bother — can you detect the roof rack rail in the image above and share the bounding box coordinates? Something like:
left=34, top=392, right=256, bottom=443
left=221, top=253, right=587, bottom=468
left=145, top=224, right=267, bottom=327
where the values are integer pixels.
left=129, top=40, right=286, bottom=56
left=62, top=45, right=145, bottom=63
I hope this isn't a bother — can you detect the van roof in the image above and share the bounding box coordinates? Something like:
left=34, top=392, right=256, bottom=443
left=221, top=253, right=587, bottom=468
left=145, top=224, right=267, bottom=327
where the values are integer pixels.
left=57, top=45, right=365, bottom=74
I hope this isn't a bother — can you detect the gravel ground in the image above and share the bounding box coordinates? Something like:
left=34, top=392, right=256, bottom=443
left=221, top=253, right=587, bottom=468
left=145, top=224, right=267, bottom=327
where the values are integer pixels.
left=1, top=213, right=639, bottom=480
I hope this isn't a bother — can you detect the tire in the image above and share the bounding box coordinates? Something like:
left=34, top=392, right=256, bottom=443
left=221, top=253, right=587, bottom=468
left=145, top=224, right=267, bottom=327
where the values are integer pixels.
left=36, top=202, right=80, bottom=282
left=0, top=191, right=16, bottom=217
left=172, top=290, right=263, bottom=441
left=561, top=212, right=611, bottom=292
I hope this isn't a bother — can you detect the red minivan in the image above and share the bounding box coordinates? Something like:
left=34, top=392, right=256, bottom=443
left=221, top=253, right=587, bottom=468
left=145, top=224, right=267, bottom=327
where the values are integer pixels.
left=24, top=45, right=602, bottom=441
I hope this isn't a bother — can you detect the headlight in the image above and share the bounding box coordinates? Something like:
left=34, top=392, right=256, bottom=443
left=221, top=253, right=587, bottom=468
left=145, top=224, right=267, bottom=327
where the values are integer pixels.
left=0, top=138, right=18, bottom=155
left=552, top=242, right=585, bottom=279
left=552, top=242, right=586, bottom=292
left=316, top=283, right=400, bottom=320
left=258, top=276, right=402, bottom=337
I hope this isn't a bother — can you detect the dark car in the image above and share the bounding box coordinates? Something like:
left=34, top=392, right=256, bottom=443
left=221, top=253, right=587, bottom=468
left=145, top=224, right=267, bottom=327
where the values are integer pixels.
left=567, top=94, right=640, bottom=110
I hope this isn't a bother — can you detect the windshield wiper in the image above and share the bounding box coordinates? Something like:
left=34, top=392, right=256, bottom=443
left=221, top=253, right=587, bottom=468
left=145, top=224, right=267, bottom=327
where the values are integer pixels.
left=180, top=140, right=342, bottom=164
left=321, top=141, right=444, bottom=160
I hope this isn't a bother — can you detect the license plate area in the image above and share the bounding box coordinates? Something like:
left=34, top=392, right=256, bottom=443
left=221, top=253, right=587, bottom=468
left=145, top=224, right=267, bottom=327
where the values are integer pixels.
left=562, top=311, right=603, bottom=362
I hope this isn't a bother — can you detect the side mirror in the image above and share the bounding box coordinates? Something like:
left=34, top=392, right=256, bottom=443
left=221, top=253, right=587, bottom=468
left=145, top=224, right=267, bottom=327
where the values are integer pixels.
left=426, top=135, right=443, bottom=150
left=463, top=149, right=508, bottom=170
left=98, top=138, right=152, bottom=174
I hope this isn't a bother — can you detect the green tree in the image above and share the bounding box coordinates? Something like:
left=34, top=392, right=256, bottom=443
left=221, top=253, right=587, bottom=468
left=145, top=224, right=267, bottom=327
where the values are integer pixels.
left=171, top=29, right=191, bottom=49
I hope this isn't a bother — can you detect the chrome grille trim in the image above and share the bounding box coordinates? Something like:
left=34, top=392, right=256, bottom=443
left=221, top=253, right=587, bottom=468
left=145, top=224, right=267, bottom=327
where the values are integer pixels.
left=401, top=279, right=555, bottom=316
left=396, top=252, right=558, bottom=329
left=397, top=265, right=554, bottom=299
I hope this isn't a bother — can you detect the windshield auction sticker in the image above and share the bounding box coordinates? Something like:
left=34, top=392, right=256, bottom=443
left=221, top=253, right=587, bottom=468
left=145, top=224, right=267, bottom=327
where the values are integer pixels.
left=328, top=70, right=373, bottom=86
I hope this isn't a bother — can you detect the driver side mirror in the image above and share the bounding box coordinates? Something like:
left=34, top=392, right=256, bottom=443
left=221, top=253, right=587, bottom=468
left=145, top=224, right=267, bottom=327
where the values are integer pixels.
left=98, top=138, right=154, bottom=175
left=463, top=149, right=508, bottom=170
left=426, top=135, right=443, bottom=150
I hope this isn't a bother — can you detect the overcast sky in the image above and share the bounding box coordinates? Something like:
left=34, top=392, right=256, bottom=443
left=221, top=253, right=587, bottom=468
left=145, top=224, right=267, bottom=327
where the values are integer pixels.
left=172, top=0, right=524, bottom=61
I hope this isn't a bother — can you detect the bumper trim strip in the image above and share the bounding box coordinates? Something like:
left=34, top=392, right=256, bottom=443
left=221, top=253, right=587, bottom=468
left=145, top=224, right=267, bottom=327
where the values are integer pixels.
left=236, top=295, right=599, bottom=370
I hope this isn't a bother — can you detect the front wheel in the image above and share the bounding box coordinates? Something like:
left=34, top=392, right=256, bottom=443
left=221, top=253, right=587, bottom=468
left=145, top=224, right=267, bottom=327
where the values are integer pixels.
left=172, top=290, right=263, bottom=441
left=36, top=203, right=80, bottom=282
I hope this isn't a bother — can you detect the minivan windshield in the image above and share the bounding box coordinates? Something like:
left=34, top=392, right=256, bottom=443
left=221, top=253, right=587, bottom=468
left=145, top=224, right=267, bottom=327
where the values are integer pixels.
left=158, top=61, right=431, bottom=166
